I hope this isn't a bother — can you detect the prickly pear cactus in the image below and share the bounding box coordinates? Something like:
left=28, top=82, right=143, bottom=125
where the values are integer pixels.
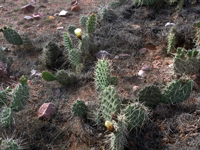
left=80, top=16, right=88, bottom=28
left=56, top=70, right=69, bottom=85
left=43, top=42, right=60, bottom=67
left=124, top=102, right=148, bottom=131
left=1, top=106, right=13, bottom=127
left=68, top=25, right=76, bottom=35
left=68, top=49, right=81, bottom=67
left=63, top=33, right=72, bottom=52
left=162, top=79, right=193, bottom=104
left=76, top=63, right=85, bottom=74
left=10, top=77, right=29, bottom=112
left=0, top=90, right=8, bottom=107
left=87, top=13, right=96, bottom=35
left=173, top=56, right=188, bottom=74
left=167, top=27, right=177, bottom=53
left=1, top=138, right=19, bottom=150
left=72, top=99, right=88, bottom=117
left=95, top=59, right=110, bottom=91
left=138, top=85, right=162, bottom=108
left=0, top=27, right=23, bottom=45
left=99, top=86, right=120, bottom=122
left=79, top=35, right=89, bottom=52
left=0, top=47, right=4, bottom=61
left=42, top=71, right=57, bottom=81
left=21, top=33, right=34, bottom=50
left=187, top=57, right=200, bottom=74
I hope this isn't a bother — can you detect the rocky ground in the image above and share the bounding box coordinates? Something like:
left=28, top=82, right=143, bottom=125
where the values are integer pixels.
left=0, top=0, right=200, bottom=150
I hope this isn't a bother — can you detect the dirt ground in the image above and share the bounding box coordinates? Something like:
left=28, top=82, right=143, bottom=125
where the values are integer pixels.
left=1, top=0, right=200, bottom=150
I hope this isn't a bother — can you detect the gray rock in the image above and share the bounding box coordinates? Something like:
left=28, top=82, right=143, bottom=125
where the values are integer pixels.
left=114, top=53, right=131, bottom=60
left=95, top=50, right=110, bottom=59
left=21, top=4, right=35, bottom=12
left=24, top=16, right=34, bottom=20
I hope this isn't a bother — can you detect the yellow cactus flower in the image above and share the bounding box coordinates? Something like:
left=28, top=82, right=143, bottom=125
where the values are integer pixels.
left=105, top=121, right=115, bottom=132
left=74, top=28, right=82, bottom=40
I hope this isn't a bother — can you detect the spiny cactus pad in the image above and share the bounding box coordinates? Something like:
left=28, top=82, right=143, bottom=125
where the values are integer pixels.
left=56, top=70, right=69, bottom=85
left=162, top=79, right=193, bottom=104
left=99, top=86, right=120, bottom=122
left=21, top=33, right=34, bottom=50
left=124, top=102, right=148, bottom=131
left=0, top=90, right=8, bottom=107
left=95, top=59, right=110, bottom=91
left=87, top=13, right=96, bottom=35
left=138, top=85, right=162, bottom=108
left=10, top=82, right=29, bottom=112
left=79, top=35, right=89, bottom=52
left=42, top=71, right=57, bottom=81
left=167, top=27, right=176, bottom=53
left=76, top=63, right=85, bottom=74
left=1, top=106, right=13, bottom=128
left=68, top=25, right=76, bottom=35
left=68, top=49, right=81, bottom=67
left=0, top=27, right=23, bottom=45
left=63, top=32, right=72, bottom=52
left=72, top=99, right=88, bottom=117
left=43, top=42, right=60, bottom=67
left=80, top=16, right=88, bottom=28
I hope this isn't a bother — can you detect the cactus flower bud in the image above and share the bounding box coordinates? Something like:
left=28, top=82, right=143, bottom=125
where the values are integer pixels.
left=74, top=28, right=82, bottom=40
left=105, top=121, right=115, bottom=132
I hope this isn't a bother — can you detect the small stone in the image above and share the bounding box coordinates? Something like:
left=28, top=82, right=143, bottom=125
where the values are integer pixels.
left=132, top=86, right=140, bottom=92
left=54, top=13, right=59, bottom=16
left=144, top=42, right=156, bottom=50
left=33, top=13, right=44, bottom=19
left=21, top=4, right=35, bottom=12
left=131, top=24, right=141, bottom=30
left=117, top=54, right=131, bottom=60
left=31, top=69, right=37, bottom=76
left=71, top=5, right=80, bottom=11
left=71, top=1, right=78, bottom=6
left=165, top=22, right=175, bottom=27
left=95, top=50, right=110, bottom=59
left=38, top=103, right=56, bottom=120
left=168, top=64, right=173, bottom=68
left=55, top=89, right=61, bottom=97
left=138, top=70, right=146, bottom=77
left=49, top=16, right=54, bottom=20
left=139, top=48, right=148, bottom=54
left=9, top=75, right=16, bottom=80
left=59, top=10, right=69, bottom=17
left=114, top=55, right=119, bottom=60
left=24, top=16, right=34, bottom=20
left=141, top=64, right=152, bottom=71
left=57, top=27, right=64, bottom=30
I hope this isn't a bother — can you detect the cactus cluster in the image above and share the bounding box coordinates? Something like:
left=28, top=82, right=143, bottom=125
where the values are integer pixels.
left=72, top=99, right=88, bottom=117
left=42, top=70, right=77, bottom=85
left=0, top=26, right=23, bottom=45
left=0, top=76, right=29, bottom=127
left=174, top=48, right=199, bottom=74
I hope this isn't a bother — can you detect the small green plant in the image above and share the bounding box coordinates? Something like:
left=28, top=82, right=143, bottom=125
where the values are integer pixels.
left=72, top=99, right=88, bottom=117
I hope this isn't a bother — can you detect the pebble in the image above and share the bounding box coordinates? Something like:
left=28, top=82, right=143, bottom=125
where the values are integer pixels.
left=141, top=64, right=152, bottom=71
left=71, top=5, right=81, bottom=11
left=165, top=22, right=175, bottom=27
left=21, top=4, right=35, bottom=12
left=57, top=27, right=64, bottom=30
left=95, top=50, right=110, bottom=59
left=139, top=48, right=148, bottom=54
left=132, top=86, right=140, bottom=92
left=24, top=16, right=34, bottom=20
left=59, top=10, right=69, bottom=17
left=144, top=42, right=156, bottom=50
left=138, top=70, right=146, bottom=77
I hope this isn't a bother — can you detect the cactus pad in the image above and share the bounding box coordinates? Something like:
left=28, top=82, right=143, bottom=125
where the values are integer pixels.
left=72, top=99, right=88, bottom=117
left=162, top=79, right=193, bottom=104
left=56, top=70, right=69, bottom=85
left=68, top=25, right=76, bottom=35
left=68, top=49, right=81, bottom=67
left=87, top=13, right=96, bottom=35
left=80, top=16, right=88, bottom=28
left=0, top=27, right=23, bottom=45
left=1, top=106, right=13, bottom=127
left=42, top=71, right=57, bottom=81
left=63, top=33, right=72, bottom=52
left=21, top=33, right=34, bottom=50
left=99, top=86, right=120, bottom=122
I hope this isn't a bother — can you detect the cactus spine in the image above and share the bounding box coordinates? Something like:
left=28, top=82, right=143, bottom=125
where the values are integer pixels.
left=162, top=79, right=193, bottom=104
left=72, top=99, right=88, bottom=117
left=1, top=106, right=13, bottom=128
left=0, top=27, right=23, bottom=45
left=99, top=86, right=120, bottom=122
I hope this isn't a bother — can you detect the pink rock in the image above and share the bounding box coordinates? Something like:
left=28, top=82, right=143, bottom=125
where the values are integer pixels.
left=21, top=4, right=35, bottom=12
left=141, top=64, right=152, bottom=71
left=139, top=48, right=148, bottom=54
left=9, top=75, right=16, bottom=80
left=33, top=12, right=44, bottom=19
left=38, top=103, right=56, bottom=120
left=71, top=5, right=80, bottom=11
left=132, top=86, right=140, bottom=92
